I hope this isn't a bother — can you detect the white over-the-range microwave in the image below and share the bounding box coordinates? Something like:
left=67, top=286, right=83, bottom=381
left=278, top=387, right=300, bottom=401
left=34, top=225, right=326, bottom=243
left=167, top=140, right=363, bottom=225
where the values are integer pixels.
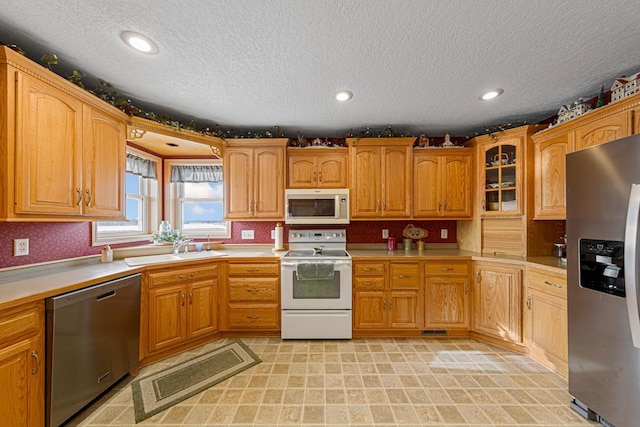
left=284, top=188, right=350, bottom=224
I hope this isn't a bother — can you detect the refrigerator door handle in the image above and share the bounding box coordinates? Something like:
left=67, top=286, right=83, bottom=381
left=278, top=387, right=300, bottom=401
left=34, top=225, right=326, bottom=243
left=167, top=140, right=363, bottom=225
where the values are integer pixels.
left=624, top=183, right=640, bottom=348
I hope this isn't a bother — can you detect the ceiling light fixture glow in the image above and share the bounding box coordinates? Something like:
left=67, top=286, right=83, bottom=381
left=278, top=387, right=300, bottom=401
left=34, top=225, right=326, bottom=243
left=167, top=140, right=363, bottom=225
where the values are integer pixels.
left=480, top=89, right=504, bottom=101
left=120, top=31, right=159, bottom=54
left=335, top=90, right=353, bottom=102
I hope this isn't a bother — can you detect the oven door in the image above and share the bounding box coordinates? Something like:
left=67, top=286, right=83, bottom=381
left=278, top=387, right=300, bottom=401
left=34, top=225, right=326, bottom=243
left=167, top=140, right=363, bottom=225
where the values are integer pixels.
left=281, top=260, right=352, bottom=309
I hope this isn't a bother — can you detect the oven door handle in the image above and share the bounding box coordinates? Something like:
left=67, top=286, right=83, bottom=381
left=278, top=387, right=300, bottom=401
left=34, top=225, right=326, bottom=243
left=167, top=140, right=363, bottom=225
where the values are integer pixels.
left=281, top=260, right=351, bottom=267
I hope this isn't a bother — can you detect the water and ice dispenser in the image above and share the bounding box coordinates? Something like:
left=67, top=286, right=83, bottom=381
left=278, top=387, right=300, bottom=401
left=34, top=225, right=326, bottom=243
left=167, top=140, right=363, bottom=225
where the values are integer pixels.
left=579, top=238, right=625, bottom=298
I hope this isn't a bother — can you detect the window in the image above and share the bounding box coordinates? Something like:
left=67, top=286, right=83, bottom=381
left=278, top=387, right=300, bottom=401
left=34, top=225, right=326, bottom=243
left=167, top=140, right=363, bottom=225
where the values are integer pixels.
left=93, top=149, right=159, bottom=245
left=166, top=160, right=230, bottom=239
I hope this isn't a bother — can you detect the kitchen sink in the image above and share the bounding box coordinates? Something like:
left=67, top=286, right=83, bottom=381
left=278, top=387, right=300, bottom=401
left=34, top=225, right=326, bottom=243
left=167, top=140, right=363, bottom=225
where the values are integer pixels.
left=124, top=250, right=226, bottom=266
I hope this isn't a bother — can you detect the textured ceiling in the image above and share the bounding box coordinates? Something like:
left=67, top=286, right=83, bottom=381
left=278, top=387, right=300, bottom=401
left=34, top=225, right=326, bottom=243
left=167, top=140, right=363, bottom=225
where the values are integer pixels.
left=1, top=0, right=640, bottom=138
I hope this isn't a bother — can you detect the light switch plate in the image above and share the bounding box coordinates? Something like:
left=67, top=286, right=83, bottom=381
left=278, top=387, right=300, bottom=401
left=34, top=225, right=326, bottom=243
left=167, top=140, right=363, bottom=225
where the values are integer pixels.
left=440, top=229, right=448, bottom=239
left=241, top=230, right=255, bottom=239
left=382, top=229, right=389, bottom=239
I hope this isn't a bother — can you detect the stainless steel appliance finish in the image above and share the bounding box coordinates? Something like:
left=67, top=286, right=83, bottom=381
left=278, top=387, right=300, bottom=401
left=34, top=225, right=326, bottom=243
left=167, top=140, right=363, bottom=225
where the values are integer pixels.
left=566, top=134, right=640, bottom=427
left=281, top=229, right=352, bottom=339
left=284, top=188, right=350, bottom=225
left=45, top=274, right=141, bottom=427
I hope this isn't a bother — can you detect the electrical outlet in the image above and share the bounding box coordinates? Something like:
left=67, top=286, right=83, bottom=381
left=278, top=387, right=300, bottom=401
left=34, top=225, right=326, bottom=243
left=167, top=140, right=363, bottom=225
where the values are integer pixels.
left=241, top=230, right=254, bottom=239
left=14, top=238, right=29, bottom=256
left=271, top=230, right=275, bottom=239
left=440, top=229, right=448, bottom=239
left=382, top=229, right=389, bottom=239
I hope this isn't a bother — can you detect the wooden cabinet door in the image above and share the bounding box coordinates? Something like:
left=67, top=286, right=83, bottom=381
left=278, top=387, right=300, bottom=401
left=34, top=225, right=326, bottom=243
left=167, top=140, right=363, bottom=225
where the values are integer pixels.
left=351, top=146, right=381, bottom=217
left=526, top=288, right=568, bottom=377
left=388, top=291, right=421, bottom=329
left=14, top=72, right=83, bottom=216
left=82, top=105, right=125, bottom=218
left=148, top=284, right=186, bottom=353
left=389, top=262, right=420, bottom=289
left=0, top=336, right=44, bottom=427
left=534, top=135, right=570, bottom=219
left=426, top=276, right=469, bottom=328
left=317, top=154, right=348, bottom=187
left=472, top=264, right=522, bottom=343
left=574, top=110, right=632, bottom=150
left=254, top=147, right=284, bottom=218
left=413, top=154, right=440, bottom=217
left=288, top=155, right=317, bottom=188
left=381, top=146, right=411, bottom=217
left=187, top=279, right=218, bottom=339
left=479, top=139, right=522, bottom=216
left=224, top=148, right=254, bottom=219
left=441, top=154, right=472, bottom=218
left=353, top=291, right=386, bottom=329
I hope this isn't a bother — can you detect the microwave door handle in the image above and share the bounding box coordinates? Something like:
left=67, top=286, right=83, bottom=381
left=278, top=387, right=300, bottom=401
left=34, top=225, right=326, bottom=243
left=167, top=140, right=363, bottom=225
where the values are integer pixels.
left=624, top=183, right=640, bottom=348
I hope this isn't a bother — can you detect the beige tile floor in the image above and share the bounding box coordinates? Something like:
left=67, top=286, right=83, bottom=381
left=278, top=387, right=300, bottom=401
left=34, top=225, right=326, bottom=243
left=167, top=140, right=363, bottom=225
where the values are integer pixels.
left=66, top=337, right=599, bottom=426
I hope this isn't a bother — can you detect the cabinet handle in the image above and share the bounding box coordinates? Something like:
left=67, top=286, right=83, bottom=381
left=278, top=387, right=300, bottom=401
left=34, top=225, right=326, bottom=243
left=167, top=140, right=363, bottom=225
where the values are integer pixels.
left=313, top=172, right=317, bottom=182
left=544, top=280, right=563, bottom=289
left=440, top=267, right=453, bottom=271
left=363, top=267, right=374, bottom=272
left=527, top=295, right=532, bottom=310
left=247, top=315, right=260, bottom=319
left=318, top=172, right=322, bottom=182
left=397, top=275, right=411, bottom=279
left=481, top=199, right=486, bottom=212
left=246, top=288, right=260, bottom=293
left=249, top=201, right=254, bottom=212
left=246, top=268, right=260, bottom=273
left=383, top=200, right=387, bottom=211
left=443, top=200, right=448, bottom=211
left=376, top=200, right=381, bottom=211
left=383, top=299, right=386, bottom=310
left=438, top=201, right=441, bottom=211
left=388, top=299, right=392, bottom=310
left=181, top=292, right=185, bottom=306
left=363, top=282, right=376, bottom=287
left=464, top=283, right=469, bottom=296
left=31, top=350, right=40, bottom=374
left=189, top=291, right=193, bottom=304
left=475, top=271, right=481, bottom=284
left=85, top=189, right=93, bottom=207
left=76, top=188, right=83, bottom=206
left=178, top=274, right=195, bottom=279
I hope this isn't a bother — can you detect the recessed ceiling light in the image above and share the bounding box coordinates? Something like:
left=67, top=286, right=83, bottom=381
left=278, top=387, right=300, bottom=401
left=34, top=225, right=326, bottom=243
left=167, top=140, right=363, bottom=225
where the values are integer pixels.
left=120, top=31, right=159, bottom=55
left=335, top=90, right=353, bottom=102
left=479, top=89, right=504, bottom=101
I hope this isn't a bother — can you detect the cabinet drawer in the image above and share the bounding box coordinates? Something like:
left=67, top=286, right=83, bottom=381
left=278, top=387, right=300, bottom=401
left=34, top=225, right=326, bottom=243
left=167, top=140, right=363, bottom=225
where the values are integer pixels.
left=0, top=302, right=42, bottom=347
left=425, top=261, right=469, bottom=275
left=228, top=277, right=279, bottom=302
left=389, top=263, right=420, bottom=289
left=527, top=268, right=567, bottom=299
left=227, top=304, right=279, bottom=329
left=354, top=276, right=385, bottom=290
left=148, top=264, right=218, bottom=287
left=228, top=263, right=279, bottom=276
left=354, top=262, right=385, bottom=276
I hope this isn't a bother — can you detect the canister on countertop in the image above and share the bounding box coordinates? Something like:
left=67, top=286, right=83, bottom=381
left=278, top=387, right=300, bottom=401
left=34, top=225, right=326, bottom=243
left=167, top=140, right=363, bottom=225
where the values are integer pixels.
left=101, top=245, right=113, bottom=263
left=387, top=236, right=397, bottom=251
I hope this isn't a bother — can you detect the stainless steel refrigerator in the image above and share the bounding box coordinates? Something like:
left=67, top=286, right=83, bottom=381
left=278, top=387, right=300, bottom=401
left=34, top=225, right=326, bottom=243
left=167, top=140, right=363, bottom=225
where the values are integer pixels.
left=566, top=133, right=640, bottom=427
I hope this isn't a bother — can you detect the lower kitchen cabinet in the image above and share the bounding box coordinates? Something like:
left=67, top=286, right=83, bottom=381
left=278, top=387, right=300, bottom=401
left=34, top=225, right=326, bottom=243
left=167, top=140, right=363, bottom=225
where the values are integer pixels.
left=472, top=261, right=523, bottom=348
left=353, top=261, right=422, bottom=332
left=222, top=261, right=280, bottom=331
left=525, top=266, right=568, bottom=377
left=0, top=301, right=44, bottom=427
left=143, top=263, right=218, bottom=358
left=424, top=261, right=470, bottom=332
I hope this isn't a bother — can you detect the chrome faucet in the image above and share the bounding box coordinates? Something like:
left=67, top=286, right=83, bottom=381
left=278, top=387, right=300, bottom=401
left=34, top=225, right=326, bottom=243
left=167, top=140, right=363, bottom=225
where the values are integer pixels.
left=172, top=239, right=193, bottom=255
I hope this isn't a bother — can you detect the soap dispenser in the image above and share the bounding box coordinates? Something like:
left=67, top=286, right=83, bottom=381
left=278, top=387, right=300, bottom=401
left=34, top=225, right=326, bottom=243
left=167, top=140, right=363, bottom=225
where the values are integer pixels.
left=101, top=245, right=113, bottom=263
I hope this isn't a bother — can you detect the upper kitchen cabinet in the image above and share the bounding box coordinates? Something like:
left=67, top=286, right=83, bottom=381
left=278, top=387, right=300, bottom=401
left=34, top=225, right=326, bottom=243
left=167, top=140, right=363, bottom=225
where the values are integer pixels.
left=413, top=148, right=473, bottom=219
left=476, top=136, right=523, bottom=216
left=532, top=94, right=639, bottom=220
left=287, top=147, right=348, bottom=188
left=346, top=138, right=414, bottom=219
left=0, top=46, right=127, bottom=221
left=223, top=138, right=288, bottom=220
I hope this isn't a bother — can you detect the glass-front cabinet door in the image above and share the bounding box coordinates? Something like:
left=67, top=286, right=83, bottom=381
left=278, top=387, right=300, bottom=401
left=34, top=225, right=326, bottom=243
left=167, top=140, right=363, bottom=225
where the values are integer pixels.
left=481, top=139, right=521, bottom=216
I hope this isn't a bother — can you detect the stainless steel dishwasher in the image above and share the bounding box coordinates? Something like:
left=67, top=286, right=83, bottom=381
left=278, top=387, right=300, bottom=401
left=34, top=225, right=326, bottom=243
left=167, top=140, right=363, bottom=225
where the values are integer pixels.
left=45, top=273, right=141, bottom=427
